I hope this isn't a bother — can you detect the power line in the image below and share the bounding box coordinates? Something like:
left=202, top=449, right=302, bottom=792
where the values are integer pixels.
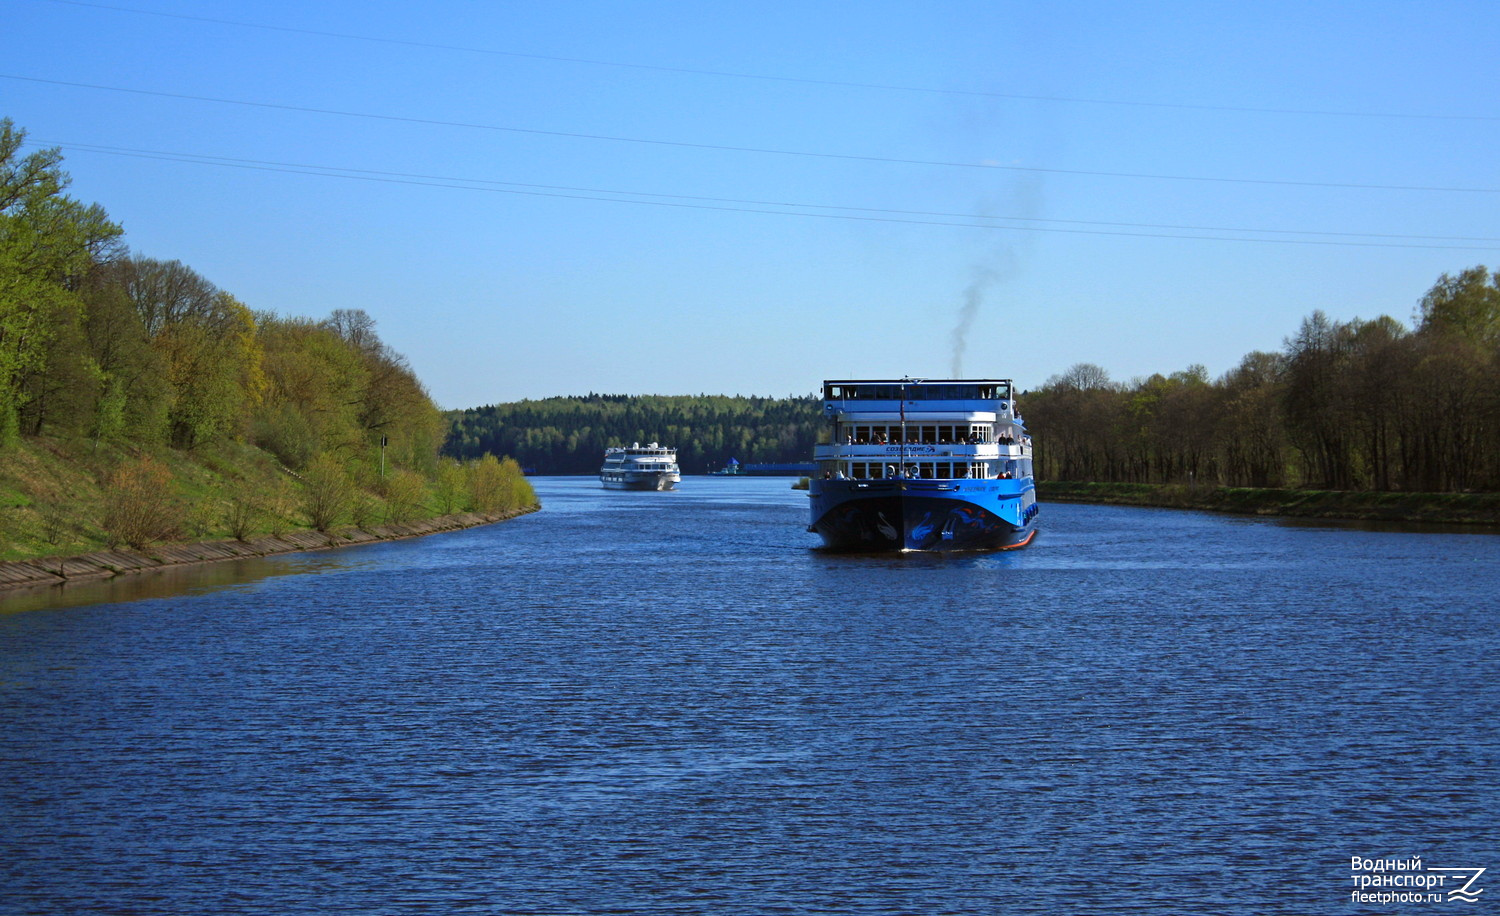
left=47, top=140, right=1500, bottom=243
left=7, top=74, right=1500, bottom=195
left=34, top=0, right=1500, bottom=123
left=41, top=139, right=1500, bottom=251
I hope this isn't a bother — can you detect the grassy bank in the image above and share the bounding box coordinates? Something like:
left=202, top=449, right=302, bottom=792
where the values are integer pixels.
left=1038, top=481, right=1500, bottom=527
left=0, top=436, right=537, bottom=565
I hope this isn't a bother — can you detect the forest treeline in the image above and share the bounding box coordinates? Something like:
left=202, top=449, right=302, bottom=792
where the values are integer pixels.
left=1, top=118, right=532, bottom=556
left=450, top=268, right=1499, bottom=496
left=1025, top=267, right=1500, bottom=492
left=445, top=394, right=822, bottom=474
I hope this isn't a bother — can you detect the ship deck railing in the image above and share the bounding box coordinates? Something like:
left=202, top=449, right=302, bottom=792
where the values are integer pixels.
left=816, top=475, right=1033, bottom=489
left=813, top=443, right=1025, bottom=461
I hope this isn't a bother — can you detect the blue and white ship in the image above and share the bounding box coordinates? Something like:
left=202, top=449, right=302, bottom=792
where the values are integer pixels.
left=807, top=378, right=1039, bottom=551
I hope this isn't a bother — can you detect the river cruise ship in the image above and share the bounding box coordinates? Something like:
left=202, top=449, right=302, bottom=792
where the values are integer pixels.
left=807, top=378, right=1038, bottom=551
left=600, top=442, right=681, bottom=491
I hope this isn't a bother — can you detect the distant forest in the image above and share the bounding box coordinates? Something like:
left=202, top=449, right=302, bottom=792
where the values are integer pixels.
left=451, top=266, right=1499, bottom=493
left=444, top=394, right=821, bottom=475
left=1026, top=267, right=1500, bottom=493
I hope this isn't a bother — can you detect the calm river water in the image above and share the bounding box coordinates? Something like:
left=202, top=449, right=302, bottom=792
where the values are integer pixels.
left=2, top=477, right=1497, bottom=915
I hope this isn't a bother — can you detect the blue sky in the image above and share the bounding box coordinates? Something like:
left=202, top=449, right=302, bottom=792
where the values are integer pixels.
left=6, top=0, right=1499, bottom=408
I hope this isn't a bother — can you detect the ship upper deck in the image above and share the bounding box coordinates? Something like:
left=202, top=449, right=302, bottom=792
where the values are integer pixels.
left=823, top=379, right=1011, bottom=398
left=821, top=378, right=1018, bottom=422
left=605, top=441, right=677, bottom=457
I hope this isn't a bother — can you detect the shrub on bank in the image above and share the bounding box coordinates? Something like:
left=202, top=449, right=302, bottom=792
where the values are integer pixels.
left=0, top=435, right=539, bottom=563
left=101, top=456, right=183, bottom=549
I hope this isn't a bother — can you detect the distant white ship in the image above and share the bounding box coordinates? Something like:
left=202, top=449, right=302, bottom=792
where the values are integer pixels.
left=600, top=442, right=681, bottom=491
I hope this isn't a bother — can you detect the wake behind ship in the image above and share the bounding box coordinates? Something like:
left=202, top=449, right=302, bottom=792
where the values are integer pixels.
left=807, top=378, right=1039, bottom=551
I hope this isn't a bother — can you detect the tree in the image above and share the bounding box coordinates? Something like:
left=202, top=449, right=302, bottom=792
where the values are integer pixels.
left=434, top=457, right=468, bottom=513
left=381, top=469, right=428, bottom=524
left=1216, top=351, right=1287, bottom=487
left=323, top=309, right=444, bottom=473
left=1417, top=266, right=1500, bottom=346
left=0, top=120, right=124, bottom=441
left=1047, top=362, right=1114, bottom=391
left=467, top=454, right=508, bottom=513
left=78, top=268, right=171, bottom=445
left=157, top=291, right=265, bottom=448
left=254, top=314, right=369, bottom=466
left=1281, top=311, right=1357, bottom=489
left=118, top=257, right=219, bottom=337
left=300, top=453, right=354, bottom=531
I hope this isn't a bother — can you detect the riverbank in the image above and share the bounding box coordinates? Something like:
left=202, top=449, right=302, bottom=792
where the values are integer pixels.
left=0, top=504, right=539, bottom=594
left=1038, top=481, right=1500, bottom=526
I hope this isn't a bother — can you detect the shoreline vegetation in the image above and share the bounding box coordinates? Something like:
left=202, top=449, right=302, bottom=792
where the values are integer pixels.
left=1039, top=481, right=1500, bottom=527
left=1, top=119, right=538, bottom=594
left=0, top=434, right=539, bottom=594
left=0, top=504, right=538, bottom=594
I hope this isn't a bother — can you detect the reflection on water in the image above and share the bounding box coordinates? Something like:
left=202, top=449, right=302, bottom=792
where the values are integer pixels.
left=0, top=552, right=377, bottom=615
left=1272, top=514, right=1500, bottom=536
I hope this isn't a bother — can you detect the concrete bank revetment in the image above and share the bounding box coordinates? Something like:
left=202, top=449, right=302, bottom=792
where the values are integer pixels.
left=1038, top=482, right=1500, bottom=527
left=0, top=505, right=540, bottom=594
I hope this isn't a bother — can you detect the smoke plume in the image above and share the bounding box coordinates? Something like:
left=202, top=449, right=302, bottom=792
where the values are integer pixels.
left=950, top=267, right=998, bottom=377
left=948, top=174, right=1043, bottom=377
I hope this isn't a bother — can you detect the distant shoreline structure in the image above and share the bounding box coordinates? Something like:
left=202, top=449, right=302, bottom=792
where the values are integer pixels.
left=709, top=458, right=816, bottom=477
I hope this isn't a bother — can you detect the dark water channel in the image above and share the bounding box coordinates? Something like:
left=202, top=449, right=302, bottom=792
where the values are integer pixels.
left=2, top=477, right=1497, bottom=914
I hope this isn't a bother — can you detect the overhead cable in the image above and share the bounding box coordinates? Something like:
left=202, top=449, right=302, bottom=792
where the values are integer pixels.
left=6, top=74, right=1499, bottom=195
left=35, top=0, right=1500, bottom=123
left=41, top=139, right=1500, bottom=251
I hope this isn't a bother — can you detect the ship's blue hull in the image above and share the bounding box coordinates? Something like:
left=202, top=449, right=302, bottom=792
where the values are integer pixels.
left=808, top=478, right=1038, bottom=552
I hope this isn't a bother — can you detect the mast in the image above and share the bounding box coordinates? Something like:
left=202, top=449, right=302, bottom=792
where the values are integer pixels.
left=899, top=379, right=906, bottom=473
left=899, top=376, right=923, bottom=476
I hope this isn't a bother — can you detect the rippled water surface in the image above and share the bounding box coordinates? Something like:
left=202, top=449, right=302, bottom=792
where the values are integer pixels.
left=3, top=477, right=1497, bottom=914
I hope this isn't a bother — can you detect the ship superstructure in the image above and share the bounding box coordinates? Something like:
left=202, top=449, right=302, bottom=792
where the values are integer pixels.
left=600, top=442, right=681, bottom=491
left=807, top=378, right=1038, bottom=551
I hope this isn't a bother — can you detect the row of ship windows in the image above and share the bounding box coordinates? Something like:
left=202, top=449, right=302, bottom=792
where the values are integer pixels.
left=837, top=424, right=1020, bottom=445
left=835, top=460, right=1032, bottom=481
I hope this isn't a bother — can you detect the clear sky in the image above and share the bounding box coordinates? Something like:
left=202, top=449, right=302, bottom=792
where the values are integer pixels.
left=6, top=0, right=1499, bottom=408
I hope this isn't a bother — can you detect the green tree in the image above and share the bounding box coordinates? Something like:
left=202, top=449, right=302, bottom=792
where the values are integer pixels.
left=0, top=120, right=124, bottom=441
left=381, top=469, right=428, bottom=524
left=78, top=266, right=171, bottom=444
left=254, top=315, right=369, bottom=466
left=157, top=291, right=265, bottom=448
left=434, top=457, right=468, bottom=513
left=1216, top=351, right=1287, bottom=487
left=467, top=454, right=508, bottom=513
left=1417, top=266, right=1500, bottom=345
left=300, top=453, right=355, bottom=531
